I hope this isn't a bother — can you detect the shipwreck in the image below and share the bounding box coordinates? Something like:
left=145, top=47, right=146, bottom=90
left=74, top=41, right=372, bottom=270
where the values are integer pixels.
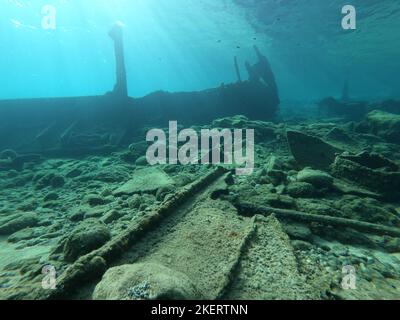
left=0, top=24, right=280, bottom=157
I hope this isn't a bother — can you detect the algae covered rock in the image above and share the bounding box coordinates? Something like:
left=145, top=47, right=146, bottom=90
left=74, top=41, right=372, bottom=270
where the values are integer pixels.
left=286, top=181, right=316, bottom=198
left=7, top=228, right=37, bottom=243
left=93, top=263, right=201, bottom=300
left=282, top=222, right=312, bottom=241
left=338, top=197, right=399, bottom=226
left=35, top=172, right=65, bottom=189
left=101, top=209, right=124, bottom=224
left=365, top=110, right=400, bottom=144
left=114, top=167, right=174, bottom=196
left=0, top=212, right=39, bottom=235
left=264, top=193, right=297, bottom=209
left=135, top=156, right=148, bottom=166
left=85, top=194, right=110, bottom=207
left=63, top=219, right=111, bottom=262
left=297, top=168, right=333, bottom=189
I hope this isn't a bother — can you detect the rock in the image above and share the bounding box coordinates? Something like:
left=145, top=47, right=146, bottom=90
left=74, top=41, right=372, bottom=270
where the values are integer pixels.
left=66, top=168, right=82, bottom=178
left=291, top=240, right=313, bottom=251
left=0, top=212, right=39, bottom=235
left=4, top=173, right=33, bottom=188
left=69, top=210, right=85, bottom=222
left=93, top=263, right=201, bottom=300
left=84, top=208, right=106, bottom=219
left=128, top=194, right=142, bottom=209
left=383, top=238, right=400, bottom=253
left=266, top=170, right=287, bottom=186
left=135, top=156, right=148, bottom=166
left=101, top=209, right=124, bottom=224
left=17, top=200, right=38, bottom=212
left=340, top=198, right=400, bottom=226
left=43, top=192, right=59, bottom=202
left=297, top=168, right=333, bottom=188
left=7, top=228, right=36, bottom=243
left=51, top=175, right=65, bottom=188
left=78, top=167, right=128, bottom=183
left=62, top=219, right=111, bottom=262
left=42, top=200, right=60, bottom=209
left=85, top=194, right=109, bottom=207
left=286, top=182, right=316, bottom=198
left=35, top=173, right=65, bottom=189
left=283, top=222, right=312, bottom=241
left=286, top=130, right=342, bottom=170
left=114, top=167, right=174, bottom=196
left=365, top=110, right=400, bottom=144
left=156, top=185, right=174, bottom=201
left=265, top=193, right=297, bottom=209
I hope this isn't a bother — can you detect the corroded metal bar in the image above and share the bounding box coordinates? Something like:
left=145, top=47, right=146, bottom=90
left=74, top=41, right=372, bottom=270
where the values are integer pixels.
left=33, top=166, right=226, bottom=300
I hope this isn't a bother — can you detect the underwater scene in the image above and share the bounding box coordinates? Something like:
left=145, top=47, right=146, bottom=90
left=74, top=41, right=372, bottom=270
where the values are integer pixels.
left=0, top=0, right=400, bottom=302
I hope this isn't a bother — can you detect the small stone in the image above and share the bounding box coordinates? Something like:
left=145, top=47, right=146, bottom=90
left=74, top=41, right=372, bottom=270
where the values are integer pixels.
left=286, top=182, right=316, bottom=198
left=101, top=209, right=124, bottom=224
left=135, top=156, right=148, bottom=166
left=128, top=195, right=141, bottom=209
left=291, top=240, right=313, bottom=251
left=265, top=193, right=297, bottom=209
left=383, top=237, right=400, bottom=253
left=69, top=211, right=84, bottom=222
left=66, top=168, right=82, bottom=178
left=297, top=168, right=333, bottom=188
left=44, top=192, right=59, bottom=202
left=283, top=222, right=312, bottom=241
left=50, top=175, right=65, bottom=188
left=156, top=186, right=174, bottom=201
left=85, top=194, right=108, bottom=207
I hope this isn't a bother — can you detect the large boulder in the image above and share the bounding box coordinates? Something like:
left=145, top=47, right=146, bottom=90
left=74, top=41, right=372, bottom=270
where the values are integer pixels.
left=297, top=168, right=333, bottom=189
left=93, top=263, right=201, bottom=300
left=364, top=110, right=400, bottom=144
left=286, top=130, right=342, bottom=170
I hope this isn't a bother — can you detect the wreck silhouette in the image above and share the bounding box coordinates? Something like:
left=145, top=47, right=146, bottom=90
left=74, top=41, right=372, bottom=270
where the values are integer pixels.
left=0, top=24, right=279, bottom=156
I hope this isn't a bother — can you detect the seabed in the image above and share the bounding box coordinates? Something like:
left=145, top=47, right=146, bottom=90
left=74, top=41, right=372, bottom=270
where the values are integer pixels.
left=0, top=15, right=400, bottom=301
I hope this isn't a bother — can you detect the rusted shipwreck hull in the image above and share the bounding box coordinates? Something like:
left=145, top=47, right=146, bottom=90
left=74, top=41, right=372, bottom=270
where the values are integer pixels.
left=0, top=25, right=279, bottom=156
left=0, top=81, right=276, bottom=154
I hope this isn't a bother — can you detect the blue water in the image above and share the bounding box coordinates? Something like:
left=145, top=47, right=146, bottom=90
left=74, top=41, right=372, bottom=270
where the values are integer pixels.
left=1, top=0, right=399, bottom=100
